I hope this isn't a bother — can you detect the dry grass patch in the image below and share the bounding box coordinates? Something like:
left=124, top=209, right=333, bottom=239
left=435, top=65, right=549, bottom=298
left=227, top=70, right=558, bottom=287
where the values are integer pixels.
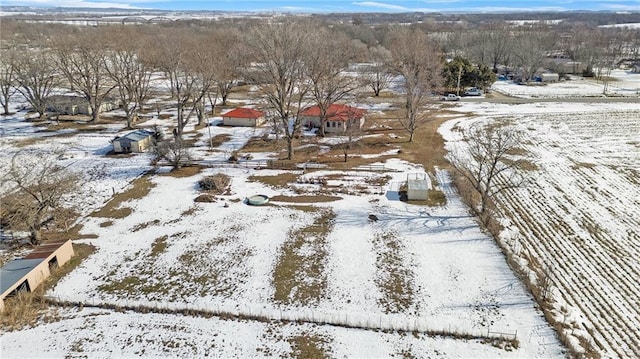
left=396, top=117, right=452, bottom=172
left=248, top=173, right=299, bottom=189
left=287, top=333, right=330, bottom=359
left=241, top=136, right=281, bottom=152
left=42, top=223, right=97, bottom=242
left=0, top=243, right=96, bottom=331
left=158, top=165, right=203, bottom=178
left=205, top=133, right=233, bottom=148
left=131, top=219, right=161, bottom=232
left=273, top=208, right=334, bottom=305
left=270, top=194, right=342, bottom=203
left=373, top=230, right=417, bottom=314
left=150, top=235, right=168, bottom=257
left=90, top=174, right=155, bottom=219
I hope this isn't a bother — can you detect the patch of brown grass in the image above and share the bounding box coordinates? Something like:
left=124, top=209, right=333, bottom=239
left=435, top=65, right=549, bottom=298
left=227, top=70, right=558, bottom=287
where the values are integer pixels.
left=43, top=223, right=97, bottom=242
left=273, top=208, right=334, bottom=305
left=241, top=136, right=280, bottom=152
left=158, top=165, right=203, bottom=178
left=270, top=195, right=342, bottom=203
left=248, top=173, right=299, bottom=189
left=373, top=231, right=416, bottom=314
left=287, top=333, right=329, bottom=359
left=396, top=117, right=452, bottom=173
left=90, top=173, right=155, bottom=219
left=205, top=134, right=233, bottom=148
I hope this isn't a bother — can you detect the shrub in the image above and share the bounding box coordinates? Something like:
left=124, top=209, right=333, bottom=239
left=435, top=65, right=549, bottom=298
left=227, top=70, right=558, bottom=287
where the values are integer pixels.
left=198, top=174, right=231, bottom=194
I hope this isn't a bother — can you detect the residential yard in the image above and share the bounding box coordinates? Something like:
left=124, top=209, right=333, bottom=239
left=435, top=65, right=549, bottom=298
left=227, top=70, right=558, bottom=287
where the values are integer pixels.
left=0, top=88, right=564, bottom=357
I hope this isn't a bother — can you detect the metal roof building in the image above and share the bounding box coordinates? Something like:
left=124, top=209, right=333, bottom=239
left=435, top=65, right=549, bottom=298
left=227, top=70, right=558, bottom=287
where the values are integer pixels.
left=0, top=240, right=75, bottom=311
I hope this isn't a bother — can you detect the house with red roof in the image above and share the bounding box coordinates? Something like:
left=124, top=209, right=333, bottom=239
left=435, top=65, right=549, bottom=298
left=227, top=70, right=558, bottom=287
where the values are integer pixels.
left=222, top=107, right=265, bottom=127
left=299, top=104, right=366, bottom=134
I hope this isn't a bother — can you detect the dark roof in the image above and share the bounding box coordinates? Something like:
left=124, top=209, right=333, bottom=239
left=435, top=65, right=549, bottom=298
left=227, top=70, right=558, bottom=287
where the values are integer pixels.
left=23, top=240, right=68, bottom=260
left=300, top=104, right=366, bottom=122
left=1, top=259, right=44, bottom=295
left=223, top=108, right=264, bottom=119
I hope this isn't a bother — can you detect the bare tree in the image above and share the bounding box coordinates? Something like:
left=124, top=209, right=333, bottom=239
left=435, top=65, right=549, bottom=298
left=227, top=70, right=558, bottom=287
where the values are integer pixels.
left=147, top=30, right=216, bottom=136
left=511, top=29, right=554, bottom=82
left=361, top=45, right=394, bottom=97
left=387, top=27, right=443, bottom=142
left=211, top=28, right=245, bottom=106
left=336, top=110, right=365, bottom=162
left=467, top=24, right=512, bottom=73
left=104, top=28, right=152, bottom=129
left=55, top=30, right=117, bottom=122
left=153, top=137, right=192, bottom=170
left=1, top=150, right=81, bottom=245
left=450, top=124, right=528, bottom=220
left=305, top=27, right=358, bottom=137
left=13, top=50, right=60, bottom=119
left=0, top=46, right=18, bottom=115
left=244, top=21, right=312, bottom=160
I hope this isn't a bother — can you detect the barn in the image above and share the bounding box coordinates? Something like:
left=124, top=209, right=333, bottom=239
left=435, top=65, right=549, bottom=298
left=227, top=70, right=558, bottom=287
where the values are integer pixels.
left=299, top=104, right=366, bottom=134
left=222, top=108, right=265, bottom=127
left=0, top=240, right=75, bottom=312
left=112, top=129, right=155, bottom=153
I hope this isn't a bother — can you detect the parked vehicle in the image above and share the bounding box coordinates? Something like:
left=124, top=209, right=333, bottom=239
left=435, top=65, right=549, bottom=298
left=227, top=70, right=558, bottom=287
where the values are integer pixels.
left=441, top=94, right=461, bottom=101
left=463, top=88, right=483, bottom=96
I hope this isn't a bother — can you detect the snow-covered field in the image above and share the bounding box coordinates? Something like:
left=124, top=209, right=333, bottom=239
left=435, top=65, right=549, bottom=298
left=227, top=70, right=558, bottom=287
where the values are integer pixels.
left=492, top=70, right=640, bottom=98
left=0, top=96, right=564, bottom=357
left=442, top=101, right=640, bottom=357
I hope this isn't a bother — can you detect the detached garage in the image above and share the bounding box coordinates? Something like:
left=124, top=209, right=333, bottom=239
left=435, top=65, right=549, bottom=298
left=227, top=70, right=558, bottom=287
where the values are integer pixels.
left=112, top=129, right=155, bottom=153
left=0, top=240, right=75, bottom=312
left=222, top=108, right=265, bottom=127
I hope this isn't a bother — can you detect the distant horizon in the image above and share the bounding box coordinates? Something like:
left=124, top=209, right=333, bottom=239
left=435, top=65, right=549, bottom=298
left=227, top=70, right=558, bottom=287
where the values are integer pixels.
left=3, top=1, right=640, bottom=13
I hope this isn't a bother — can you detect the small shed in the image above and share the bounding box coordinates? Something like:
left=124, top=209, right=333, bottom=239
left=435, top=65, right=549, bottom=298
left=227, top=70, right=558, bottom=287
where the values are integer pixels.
left=222, top=108, right=265, bottom=127
left=112, top=129, right=155, bottom=153
left=0, top=240, right=74, bottom=312
left=406, top=173, right=432, bottom=201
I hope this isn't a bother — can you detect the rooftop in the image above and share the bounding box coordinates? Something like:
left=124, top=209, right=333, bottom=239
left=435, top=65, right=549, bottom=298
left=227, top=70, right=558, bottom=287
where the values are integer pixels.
left=0, top=259, right=44, bottom=295
left=223, top=108, right=264, bottom=119
left=301, top=104, right=366, bottom=122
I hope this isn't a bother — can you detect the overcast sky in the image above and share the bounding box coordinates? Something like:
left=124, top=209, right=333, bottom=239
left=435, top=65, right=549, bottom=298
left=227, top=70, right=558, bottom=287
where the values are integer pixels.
left=4, top=0, right=640, bottom=12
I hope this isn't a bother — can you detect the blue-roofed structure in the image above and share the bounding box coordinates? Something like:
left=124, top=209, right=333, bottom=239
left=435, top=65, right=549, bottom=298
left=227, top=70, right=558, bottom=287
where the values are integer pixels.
left=0, top=240, right=75, bottom=312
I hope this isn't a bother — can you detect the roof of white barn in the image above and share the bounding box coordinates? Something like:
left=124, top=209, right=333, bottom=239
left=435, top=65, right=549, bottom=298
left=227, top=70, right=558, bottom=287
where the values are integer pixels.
left=116, top=129, right=154, bottom=142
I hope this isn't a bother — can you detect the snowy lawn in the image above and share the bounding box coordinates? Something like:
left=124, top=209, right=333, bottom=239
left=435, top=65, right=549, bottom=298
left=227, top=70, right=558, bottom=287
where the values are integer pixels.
left=0, top=95, right=565, bottom=357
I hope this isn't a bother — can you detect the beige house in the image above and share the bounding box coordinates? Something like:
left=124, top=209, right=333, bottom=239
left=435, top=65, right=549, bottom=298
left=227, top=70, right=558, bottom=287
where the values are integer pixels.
left=222, top=108, right=265, bottom=127
left=0, top=240, right=75, bottom=312
left=299, top=104, right=366, bottom=134
left=112, top=129, right=155, bottom=153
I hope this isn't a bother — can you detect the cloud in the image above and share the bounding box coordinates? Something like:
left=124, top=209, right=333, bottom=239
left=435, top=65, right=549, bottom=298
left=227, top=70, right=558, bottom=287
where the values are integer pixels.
left=352, top=1, right=410, bottom=11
